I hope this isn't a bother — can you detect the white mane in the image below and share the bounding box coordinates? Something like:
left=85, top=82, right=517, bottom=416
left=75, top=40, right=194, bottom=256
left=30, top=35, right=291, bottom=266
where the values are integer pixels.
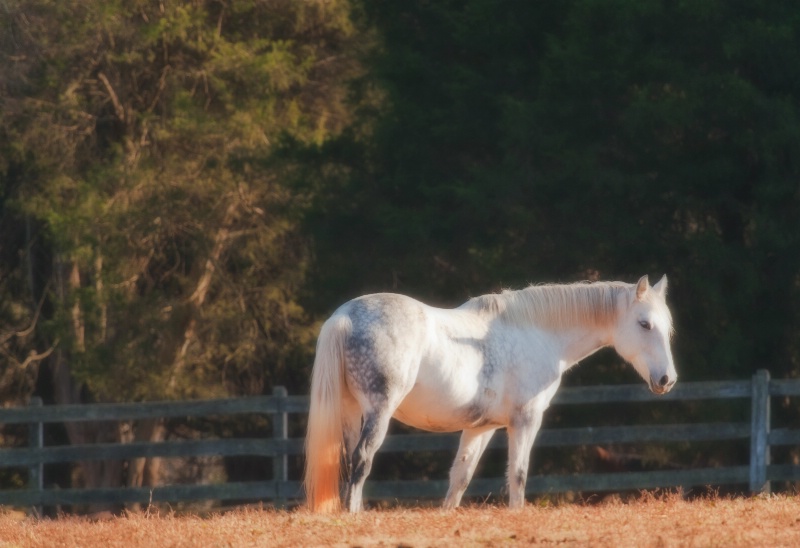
left=462, top=281, right=634, bottom=329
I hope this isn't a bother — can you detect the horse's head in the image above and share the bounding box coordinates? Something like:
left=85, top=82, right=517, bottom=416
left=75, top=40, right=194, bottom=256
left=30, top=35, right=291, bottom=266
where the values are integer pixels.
left=612, top=275, right=676, bottom=395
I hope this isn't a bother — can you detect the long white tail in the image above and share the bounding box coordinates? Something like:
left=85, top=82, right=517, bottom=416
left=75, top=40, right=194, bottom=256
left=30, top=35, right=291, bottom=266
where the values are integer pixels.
left=304, top=314, right=350, bottom=513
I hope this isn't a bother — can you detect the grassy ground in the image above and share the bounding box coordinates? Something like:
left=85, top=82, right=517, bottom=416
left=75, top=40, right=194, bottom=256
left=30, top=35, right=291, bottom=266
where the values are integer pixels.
left=2, top=493, right=799, bottom=547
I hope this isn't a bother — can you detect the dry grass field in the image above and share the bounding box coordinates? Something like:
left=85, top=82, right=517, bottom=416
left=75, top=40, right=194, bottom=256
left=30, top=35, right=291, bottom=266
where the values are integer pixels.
left=2, top=493, right=800, bottom=547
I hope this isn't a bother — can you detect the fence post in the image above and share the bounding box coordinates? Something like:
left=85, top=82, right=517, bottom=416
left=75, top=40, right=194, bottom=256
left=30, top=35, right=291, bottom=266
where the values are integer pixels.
left=271, top=386, right=289, bottom=508
left=28, top=397, right=44, bottom=516
left=749, top=369, right=770, bottom=494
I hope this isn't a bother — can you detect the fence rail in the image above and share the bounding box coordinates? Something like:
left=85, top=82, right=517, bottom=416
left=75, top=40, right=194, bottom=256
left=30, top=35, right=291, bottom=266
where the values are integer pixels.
left=1, top=370, right=799, bottom=510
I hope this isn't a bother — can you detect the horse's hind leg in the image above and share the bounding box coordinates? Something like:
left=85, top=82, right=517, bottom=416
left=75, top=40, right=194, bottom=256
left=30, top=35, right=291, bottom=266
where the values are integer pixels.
left=346, top=406, right=392, bottom=512
left=443, top=427, right=497, bottom=510
left=341, top=395, right=362, bottom=506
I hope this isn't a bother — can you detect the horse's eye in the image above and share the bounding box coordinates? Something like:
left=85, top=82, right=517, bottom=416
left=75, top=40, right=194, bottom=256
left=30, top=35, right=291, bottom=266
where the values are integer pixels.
left=639, top=320, right=653, bottom=330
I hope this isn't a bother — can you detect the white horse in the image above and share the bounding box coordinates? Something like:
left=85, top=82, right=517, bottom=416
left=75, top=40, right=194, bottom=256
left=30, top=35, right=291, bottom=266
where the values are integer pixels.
left=304, top=275, right=676, bottom=512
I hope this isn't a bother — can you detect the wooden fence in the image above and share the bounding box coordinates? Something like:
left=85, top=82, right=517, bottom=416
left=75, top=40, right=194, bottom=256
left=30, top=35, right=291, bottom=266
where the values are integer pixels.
left=1, top=370, right=800, bottom=510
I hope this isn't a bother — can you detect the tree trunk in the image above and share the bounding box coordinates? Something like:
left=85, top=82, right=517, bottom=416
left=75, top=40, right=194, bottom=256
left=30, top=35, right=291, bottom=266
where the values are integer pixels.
left=128, top=201, right=238, bottom=509
left=50, top=258, right=126, bottom=514
left=125, top=418, right=166, bottom=512
left=167, top=201, right=238, bottom=392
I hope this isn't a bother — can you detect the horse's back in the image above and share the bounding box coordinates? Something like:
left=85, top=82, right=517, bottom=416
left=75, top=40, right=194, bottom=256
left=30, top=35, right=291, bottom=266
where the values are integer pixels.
left=331, top=293, right=499, bottom=430
left=335, top=293, right=432, bottom=338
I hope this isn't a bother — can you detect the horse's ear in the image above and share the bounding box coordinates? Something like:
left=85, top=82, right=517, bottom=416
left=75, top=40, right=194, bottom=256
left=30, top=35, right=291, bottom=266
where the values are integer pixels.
left=653, top=275, right=668, bottom=298
left=635, top=275, right=650, bottom=301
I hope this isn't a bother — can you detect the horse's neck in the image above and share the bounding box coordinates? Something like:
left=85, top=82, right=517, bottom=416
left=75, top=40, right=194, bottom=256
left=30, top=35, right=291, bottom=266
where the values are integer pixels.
left=465, top=285, right=620, bottom=369
left=551, top=324, right=613, bottom=372
left=507, top=283, right=621, bottom=370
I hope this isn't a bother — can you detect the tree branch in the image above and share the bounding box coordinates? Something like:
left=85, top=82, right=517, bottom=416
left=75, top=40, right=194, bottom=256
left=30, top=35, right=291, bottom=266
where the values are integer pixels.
left=16, top=340, right=58, bottom=370
left=0, top=287, right=48, bottom=345
left=98, top=71, right=125, bottom=122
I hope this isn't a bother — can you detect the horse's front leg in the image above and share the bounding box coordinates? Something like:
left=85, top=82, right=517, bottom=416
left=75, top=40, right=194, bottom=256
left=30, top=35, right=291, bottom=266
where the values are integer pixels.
left=506, top=411, right=543, bottom=509
left=443, top=427, right=497, bottom=510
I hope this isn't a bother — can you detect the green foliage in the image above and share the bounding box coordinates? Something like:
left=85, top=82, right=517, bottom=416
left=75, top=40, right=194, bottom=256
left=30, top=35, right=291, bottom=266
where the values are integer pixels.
left=0, top=0, right=364, bottom=402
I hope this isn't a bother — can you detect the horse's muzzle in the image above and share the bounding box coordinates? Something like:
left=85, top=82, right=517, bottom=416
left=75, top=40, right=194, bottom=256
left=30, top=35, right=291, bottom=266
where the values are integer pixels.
left=649, top=374, right=676, bottom=395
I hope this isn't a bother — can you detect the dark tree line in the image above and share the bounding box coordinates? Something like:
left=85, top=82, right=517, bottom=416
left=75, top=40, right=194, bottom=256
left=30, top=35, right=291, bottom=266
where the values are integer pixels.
left=300, top=0, right=800, bottom=386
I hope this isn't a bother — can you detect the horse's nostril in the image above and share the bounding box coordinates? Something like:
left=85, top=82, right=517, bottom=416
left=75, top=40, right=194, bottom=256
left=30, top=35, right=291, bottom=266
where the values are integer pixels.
left=659, top=375, right=669, bottom=387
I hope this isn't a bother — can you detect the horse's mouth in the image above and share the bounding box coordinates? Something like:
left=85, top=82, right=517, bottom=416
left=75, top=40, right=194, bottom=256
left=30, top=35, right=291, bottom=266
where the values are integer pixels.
left=649, top=382, right=675, bottom=395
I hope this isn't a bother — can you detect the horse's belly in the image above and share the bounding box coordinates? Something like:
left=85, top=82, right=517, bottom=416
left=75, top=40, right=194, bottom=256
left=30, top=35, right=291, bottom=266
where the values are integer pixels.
left=392, top=324, right=503, bottom=432
left=393, top=376, right=498, bottom=432
left=393, top=391, right=471, bottom=432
